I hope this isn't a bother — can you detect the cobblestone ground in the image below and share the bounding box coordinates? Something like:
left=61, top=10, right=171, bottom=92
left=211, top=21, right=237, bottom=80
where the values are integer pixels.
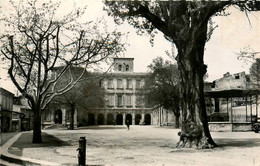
left=9, top=126, right=260, bottom=166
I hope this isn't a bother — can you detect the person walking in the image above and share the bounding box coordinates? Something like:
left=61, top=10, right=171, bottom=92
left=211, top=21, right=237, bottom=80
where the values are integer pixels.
left=113, top=120, right=116, bottom=126
left=126, top=120, right=130, bottom=130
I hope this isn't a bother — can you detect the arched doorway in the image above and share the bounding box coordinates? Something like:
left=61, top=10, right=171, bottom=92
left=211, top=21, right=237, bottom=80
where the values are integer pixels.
left=135, top=114, right=142, bottom=125
left=98, top=114, right=104, bottom=125
left=126, top=114, right=132, bottom=125
left=107, top=113, right=114, bottom=125
left=55, top=109, right=62, bottom=124
left=88, top=113, right=95, bottom=125
left=145, top=114, right=151, bottom=125
left=116, top=114, right=123, bottom=125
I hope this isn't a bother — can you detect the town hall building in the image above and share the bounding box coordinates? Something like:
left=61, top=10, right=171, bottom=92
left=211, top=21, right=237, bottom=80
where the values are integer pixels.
left=41, top=58, right=163, bottom=128
left=77, top=58, right=155, bottom=126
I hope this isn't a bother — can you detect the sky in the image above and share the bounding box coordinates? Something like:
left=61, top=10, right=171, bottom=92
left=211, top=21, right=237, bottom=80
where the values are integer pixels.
left=1, top=0, right=260, bottom=94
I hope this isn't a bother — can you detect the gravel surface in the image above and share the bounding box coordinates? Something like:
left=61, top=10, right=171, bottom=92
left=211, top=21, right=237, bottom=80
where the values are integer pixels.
left=8, top=126, right=260, bottom=166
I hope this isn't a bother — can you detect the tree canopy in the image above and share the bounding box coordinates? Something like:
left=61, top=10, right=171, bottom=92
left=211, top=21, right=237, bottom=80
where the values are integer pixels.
left=144, top=57, right=181, bottom=128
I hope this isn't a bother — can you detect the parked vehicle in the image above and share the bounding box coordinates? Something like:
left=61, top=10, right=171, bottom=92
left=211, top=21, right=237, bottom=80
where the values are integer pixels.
left=253, top=118, right=260, bottom=133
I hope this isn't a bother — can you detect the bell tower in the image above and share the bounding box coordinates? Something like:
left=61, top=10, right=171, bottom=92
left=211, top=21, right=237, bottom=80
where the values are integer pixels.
left=114, top=58, right=134, bottom=72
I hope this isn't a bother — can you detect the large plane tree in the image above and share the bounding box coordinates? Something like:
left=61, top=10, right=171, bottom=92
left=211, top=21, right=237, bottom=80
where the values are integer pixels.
left=0, top=1, right=124, bottom=143
left=106, top=1, right=260, bottom=148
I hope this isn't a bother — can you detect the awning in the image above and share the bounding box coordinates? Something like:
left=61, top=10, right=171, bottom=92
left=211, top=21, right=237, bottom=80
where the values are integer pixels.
left=204, top=89, right=260, bottom=98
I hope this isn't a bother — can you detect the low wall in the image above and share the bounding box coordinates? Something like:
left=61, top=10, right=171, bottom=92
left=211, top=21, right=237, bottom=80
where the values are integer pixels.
left=209, top=122, right=252, bottom=132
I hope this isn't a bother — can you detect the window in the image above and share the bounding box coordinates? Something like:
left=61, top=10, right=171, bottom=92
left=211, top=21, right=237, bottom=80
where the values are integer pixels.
left=117, top=79, right=123, bottom=89
left=125, top=94, right=132, bottom=107
left=211, top=81, right=216, bottom=88
left=3, top=96, right=6, bottom=109
left=126, top=79, right=133, bottom=89
left=126, top=65, right=129, bottom=71
left=51, top=71, right=57, bottom=79
left=8, top=98, right=12, bottom=110
left=145, top=97, right=150, bottom=107
left=135, top=95, right=142, bottom=107
left=107, top=95, right=114, bottom=106
left=43, top=112, right=52, bottom=121
left=118, top=65, right=122, bottom=71
left=136, top=80, right=141, bottom=89
left=117, top=94, right=123, bottom=107
left=235, top=74, right=240, bottom=79
left=108, top=79, right=114, bottom=89
left=66, top=110, right=71, bottom=121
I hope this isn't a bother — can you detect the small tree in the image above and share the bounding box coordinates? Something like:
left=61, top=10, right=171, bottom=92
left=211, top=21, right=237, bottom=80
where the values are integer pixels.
left=144, top=57, right=181, bottom=128
left=51, top=69, right=105, bottom=130
left=0, top=1, right=124, bottom=143
left=250, top=58, right=260, bottom=90
left=237, top=48, right=260, bottom=89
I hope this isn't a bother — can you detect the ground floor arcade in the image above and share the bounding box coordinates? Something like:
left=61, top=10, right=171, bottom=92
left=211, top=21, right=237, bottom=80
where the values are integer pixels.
left=77, top=109, right=153, bottom=126
left=42, top=108, right=155, bottom=127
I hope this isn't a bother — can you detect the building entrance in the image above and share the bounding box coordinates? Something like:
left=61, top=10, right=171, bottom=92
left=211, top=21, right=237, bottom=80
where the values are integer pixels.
left=55, top=110, right=62, bottom=124
left=135, top=114, right=142, bottom=125
left=126, top=114, right=132, bottom=125
left=116, top=114, right=123, bottom=125
left=98, top=114, right=104, bottom=125
left=107, top=113, right=114, bottom=125
left=145, top=114, right=151, bottom=125
left=88, top=113, right=95, bottom=125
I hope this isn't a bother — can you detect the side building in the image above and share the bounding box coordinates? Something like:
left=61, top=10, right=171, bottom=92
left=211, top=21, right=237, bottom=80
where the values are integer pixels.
left=0, top=88, right=22, bottom=132
left=205, top=72, right=260, bottom=131
left=0, top=88, right=14, bottom=132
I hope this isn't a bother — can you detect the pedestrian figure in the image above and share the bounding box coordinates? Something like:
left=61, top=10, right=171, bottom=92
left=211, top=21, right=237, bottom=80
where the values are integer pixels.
left=113, top=120, right=116, bottom=126
left=126, top=120, right=130, bottom=130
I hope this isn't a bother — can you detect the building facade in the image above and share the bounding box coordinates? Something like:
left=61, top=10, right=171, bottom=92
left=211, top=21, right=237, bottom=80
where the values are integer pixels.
left=41, top=58, right=173, bottom=128
left=0, top=88, right=15, bottom=132
left=77, top=58, right=155, bottom=126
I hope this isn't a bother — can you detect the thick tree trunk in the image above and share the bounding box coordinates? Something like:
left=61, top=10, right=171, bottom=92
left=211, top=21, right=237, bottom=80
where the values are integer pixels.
left=175, top=115, right=180, bottom=129
left=175, top=22, right=216, bottom=149
left=174, top=108, right=180, bottom=128
left=32, top=105, right=42, bottom=143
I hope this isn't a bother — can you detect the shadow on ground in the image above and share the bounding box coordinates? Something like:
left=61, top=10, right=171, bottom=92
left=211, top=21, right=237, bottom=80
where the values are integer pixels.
left=9, top=132, right=70, bottom=156
left=215, top=137, right=260, bottom=148
left=78, top=126, right=126, bottom=130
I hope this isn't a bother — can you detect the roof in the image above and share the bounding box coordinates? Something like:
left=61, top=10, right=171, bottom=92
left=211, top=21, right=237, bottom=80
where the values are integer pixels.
left=0, top=88, right=14, bottom=96
left=104, top=72, right=149, bottom=78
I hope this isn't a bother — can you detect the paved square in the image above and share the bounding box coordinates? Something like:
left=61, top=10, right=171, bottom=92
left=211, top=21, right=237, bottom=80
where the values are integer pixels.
left=10, top=126, right=260, bottom=166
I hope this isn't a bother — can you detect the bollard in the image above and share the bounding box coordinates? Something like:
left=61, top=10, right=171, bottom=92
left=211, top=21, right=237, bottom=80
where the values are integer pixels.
left=77, top=137, right=86, bottom=166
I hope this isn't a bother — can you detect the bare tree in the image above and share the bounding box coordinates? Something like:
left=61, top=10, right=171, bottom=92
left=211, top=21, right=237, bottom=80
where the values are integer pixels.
left=105, top=1, right=260, bottom=148
left=0, top=1, right=124, bottom=143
